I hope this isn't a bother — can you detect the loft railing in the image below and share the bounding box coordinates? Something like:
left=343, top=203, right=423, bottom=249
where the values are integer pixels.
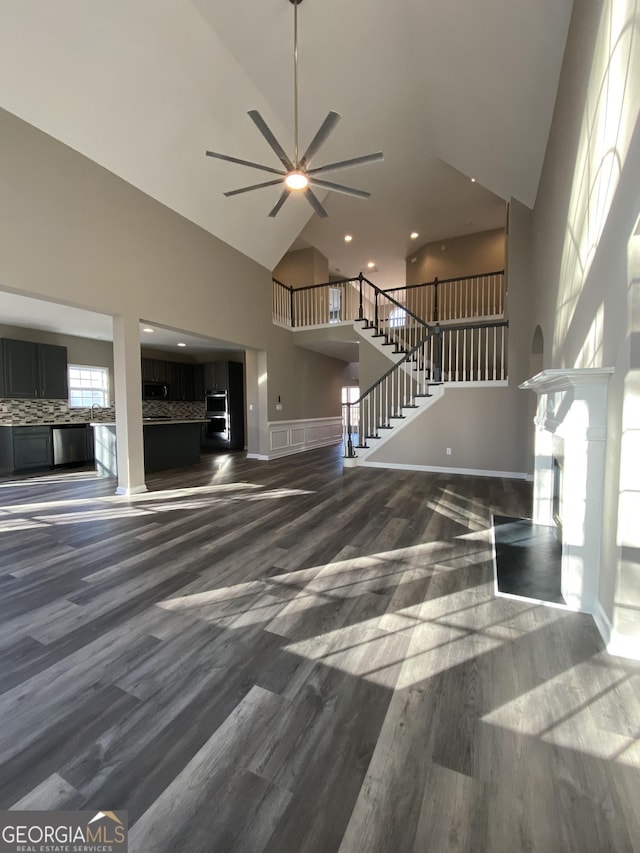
left=273, top=273, right=432, bottom=354
left=385, top=270, right=505, bottom=323
left=273, top=269, right=506, bottom=331
left=342, top=319, right=509, bottom=457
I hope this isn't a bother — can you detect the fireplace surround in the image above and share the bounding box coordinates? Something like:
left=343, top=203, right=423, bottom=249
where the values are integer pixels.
left=519, top=368, right=613, bottom=612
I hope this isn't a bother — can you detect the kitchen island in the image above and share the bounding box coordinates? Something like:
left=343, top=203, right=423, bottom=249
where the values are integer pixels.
left=92, top=419, right=204, bottom=477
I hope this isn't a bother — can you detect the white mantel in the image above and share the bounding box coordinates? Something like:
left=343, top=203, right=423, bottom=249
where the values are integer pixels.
left=520, top=368, right=614, bottom=612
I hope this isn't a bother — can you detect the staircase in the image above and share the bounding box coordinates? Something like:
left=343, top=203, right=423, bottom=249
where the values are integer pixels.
left=345, top=317, right=444, bottom=464
left=272, top=271, right=508, bottom=467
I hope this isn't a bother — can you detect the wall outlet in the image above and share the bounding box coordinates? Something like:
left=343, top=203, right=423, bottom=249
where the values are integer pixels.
left=0, top=404, right=7, bottom=413
left=276, top=403, right=283, bottom=411
left=249, top=403, right=254, bottom=412
left=446, top=447, right=452, bottom=455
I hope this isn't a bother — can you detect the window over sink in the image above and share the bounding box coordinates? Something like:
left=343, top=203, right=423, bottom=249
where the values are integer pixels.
left=68, top=365, right=109, bottom=407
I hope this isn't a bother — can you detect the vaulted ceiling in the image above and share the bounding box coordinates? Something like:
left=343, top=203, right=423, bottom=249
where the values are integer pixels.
left=0, top=0, right=573, bottom=291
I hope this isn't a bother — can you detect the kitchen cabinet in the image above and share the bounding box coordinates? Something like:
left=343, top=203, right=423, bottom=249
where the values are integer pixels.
left=192, top=364, right=204, bottom=401
left=0, top=339, right=68, bottom=399
left=141, top=357, right=168, bottom=384
left=142, top=357, right=201, bottom=400
left=204, top=361, right=229, bottom=392
left=168, top=362, right=195, bottom=401
left=12, top=426, right=53, bottom=471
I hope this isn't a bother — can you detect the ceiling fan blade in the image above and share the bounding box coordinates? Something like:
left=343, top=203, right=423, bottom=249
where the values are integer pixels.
left=300, top=111, right=341, bottom=168
left=268, top=189, right=291, bottom=218
left=309, top=177, right=371, bottom=199
left=308, top=151, right=384, bottom=175
left=248, top=110, right=295, bottom=171
left=304, top=187, right=328, bottom=218
left=205, top=150, right=286, bottom=176
left=224, top=178, right=284, bottom=197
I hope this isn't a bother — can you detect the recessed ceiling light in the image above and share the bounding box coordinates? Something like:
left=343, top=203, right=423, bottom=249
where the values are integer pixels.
left=470, top=177, right=476, bottom=183
left=177, top=342, right=186, bottom=347
left=367, top=261, right=375, bottom=269
left=410, top=232, right=419, bottom=240
left=142, top=327, right=154, bottom=333
left=344, top=234, right=353, bottom=243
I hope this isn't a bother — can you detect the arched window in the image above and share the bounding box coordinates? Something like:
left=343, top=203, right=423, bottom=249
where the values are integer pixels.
left=389, top=307, right=406, bottom=328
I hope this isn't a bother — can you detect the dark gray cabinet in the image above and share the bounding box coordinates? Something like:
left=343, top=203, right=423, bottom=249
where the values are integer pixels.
left=193, top=364, right=204, bottom=401
left=167, top=362, right=195, bottom=401
left=141, top=356, right=201, bottom=401
left=38, top=344, right=68, bottom=399
left=141, top=357, right=168, bottom=384
left=204, top=361, right=229, bottom=392
left=12, top=426, right=53, bottom=471
left=0, top=338, right=68, bottom=399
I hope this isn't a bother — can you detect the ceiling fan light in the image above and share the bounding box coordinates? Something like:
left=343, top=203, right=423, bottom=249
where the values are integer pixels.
left=285, top=171, right=309, bottom=190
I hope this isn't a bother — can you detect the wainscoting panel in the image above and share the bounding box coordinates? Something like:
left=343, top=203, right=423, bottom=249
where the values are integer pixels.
left=266, top=417, right=342, bottom=459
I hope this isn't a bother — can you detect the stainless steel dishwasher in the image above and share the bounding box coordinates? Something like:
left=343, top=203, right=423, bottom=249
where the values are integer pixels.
left=52, top=425, right=90, bottom=466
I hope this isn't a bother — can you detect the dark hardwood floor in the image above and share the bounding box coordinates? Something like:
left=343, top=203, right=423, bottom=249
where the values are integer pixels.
left=1, top=447, right=639, bottom=852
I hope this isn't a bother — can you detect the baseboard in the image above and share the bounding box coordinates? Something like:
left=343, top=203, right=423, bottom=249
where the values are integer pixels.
left=247, top=438, right=342, bottom=462
left=358, top=460, right=529, bottom=479
left=593, top=599, right=612, bottom=647
left=593, top=600, right=640, bottom=660
left=267, top=437, right=342, bottom=460
left=115, top=483, right=148, bottom=496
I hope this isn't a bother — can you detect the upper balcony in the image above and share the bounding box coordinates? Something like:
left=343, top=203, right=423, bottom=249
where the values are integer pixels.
left=273, top=271, right=508, bottom=385
left=273, top=270, right=506, bottom=330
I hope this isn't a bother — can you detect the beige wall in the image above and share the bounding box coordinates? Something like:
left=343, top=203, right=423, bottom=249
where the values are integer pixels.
left=273, top=247, right=329, bottom=287
left=0, top=109, right=345, bottom=440
left=406, top=227, right=506, bottom=285
left=367, top=387, right=527, bottom=474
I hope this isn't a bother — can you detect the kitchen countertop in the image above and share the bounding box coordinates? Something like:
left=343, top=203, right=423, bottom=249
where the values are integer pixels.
left=91, top=419, right=206, bottom=426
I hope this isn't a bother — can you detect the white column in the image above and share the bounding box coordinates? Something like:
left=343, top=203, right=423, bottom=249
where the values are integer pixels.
left=532, top=394, right=555, bottom=526
left=112, top=313, right=147, bottom=495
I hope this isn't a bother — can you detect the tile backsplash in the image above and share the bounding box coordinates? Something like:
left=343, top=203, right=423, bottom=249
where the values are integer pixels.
left=0, top=399, right=205, bottom=426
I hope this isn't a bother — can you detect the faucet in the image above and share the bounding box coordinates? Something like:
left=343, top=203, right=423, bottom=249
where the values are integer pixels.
left=91, top=403, right=101, bottom=421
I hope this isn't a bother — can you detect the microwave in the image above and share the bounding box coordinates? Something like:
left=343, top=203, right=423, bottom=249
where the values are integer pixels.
left=143, top=381, right=169, bottom=400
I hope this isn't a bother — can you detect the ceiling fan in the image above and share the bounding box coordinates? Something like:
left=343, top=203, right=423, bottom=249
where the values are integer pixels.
left=205, top=0, right=383, bottom=218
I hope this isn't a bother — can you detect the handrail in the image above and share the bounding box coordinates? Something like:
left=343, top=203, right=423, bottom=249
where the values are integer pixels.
left=384, top=269, right=505, bottom=292
left=350, top=327, right=433, bottom=407
left=342, top=317, right=509, bottom=456
left=273, top=272, right=433, bottom=337
left=359, top=275, right=429, bottom=332
left=443, top=319, right=509, bottom=332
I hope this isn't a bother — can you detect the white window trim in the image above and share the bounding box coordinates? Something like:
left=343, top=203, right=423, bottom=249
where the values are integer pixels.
left=68, top=364, right=109, bottom=408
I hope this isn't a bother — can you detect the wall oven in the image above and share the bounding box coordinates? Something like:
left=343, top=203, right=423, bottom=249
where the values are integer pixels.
left=205, top=390, right=227, bottom=415
left=204, top=390, right=229, bottom=444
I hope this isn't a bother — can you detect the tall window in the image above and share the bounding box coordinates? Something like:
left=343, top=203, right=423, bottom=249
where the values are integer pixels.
left=68, top=365, right=109, bottom=407
left=329, top=287, right=343, bottom=323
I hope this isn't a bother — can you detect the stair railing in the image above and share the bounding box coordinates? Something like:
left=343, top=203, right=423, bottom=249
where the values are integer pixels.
left=342, top=318, right=509, bottom=457
left=343, top=327, right=436, bottom=458
left=273, top=273, right=433, bottom=353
